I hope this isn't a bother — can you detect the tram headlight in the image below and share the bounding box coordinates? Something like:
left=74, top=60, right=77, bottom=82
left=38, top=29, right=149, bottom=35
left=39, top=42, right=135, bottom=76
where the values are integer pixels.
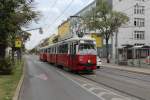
left=88, top=60, right=91, bottom=63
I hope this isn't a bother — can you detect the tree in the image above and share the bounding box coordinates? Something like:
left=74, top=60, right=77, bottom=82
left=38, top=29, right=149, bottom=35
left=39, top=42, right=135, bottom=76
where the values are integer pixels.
left=84, top=0, right=129, bottom=63
left=0, top=0, right=39, bottom=73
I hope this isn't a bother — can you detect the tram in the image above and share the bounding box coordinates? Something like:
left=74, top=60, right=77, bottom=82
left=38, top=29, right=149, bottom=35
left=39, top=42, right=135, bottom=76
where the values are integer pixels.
left=39, top=37, right=97, bottom=72
left=39, top=46, right=48, bottom=62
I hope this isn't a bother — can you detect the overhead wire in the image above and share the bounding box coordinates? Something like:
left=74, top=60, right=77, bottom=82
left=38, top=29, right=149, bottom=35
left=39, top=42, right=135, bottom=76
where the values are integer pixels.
left=46, top=0, right=93, bottom=35
left=44, top=1, right=96, bottom=34
left=43, top=0, right=150, bottom=34
left=44, top=0, right=75, bottom=33
left=43, top=0, right=58, bottom=26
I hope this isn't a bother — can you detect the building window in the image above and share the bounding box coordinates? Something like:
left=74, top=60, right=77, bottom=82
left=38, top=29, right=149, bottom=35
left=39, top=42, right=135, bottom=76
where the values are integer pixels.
left=134, top=31, right=145, bottom=40
left=134, top=5, right=145, bottom=14
left=134, top=18, right=145, bottom=27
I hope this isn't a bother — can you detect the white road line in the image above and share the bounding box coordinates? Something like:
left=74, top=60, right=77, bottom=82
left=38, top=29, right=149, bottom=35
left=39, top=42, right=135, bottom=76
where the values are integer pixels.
left=57, top=70, right=132, bottom=100
left=74, top=76, right=130, bottom=99
left=57, top=70, right=106, bottom=100
left=97, top=92, right=108, bottom=97
left=111, top=98, right=125, bottom=100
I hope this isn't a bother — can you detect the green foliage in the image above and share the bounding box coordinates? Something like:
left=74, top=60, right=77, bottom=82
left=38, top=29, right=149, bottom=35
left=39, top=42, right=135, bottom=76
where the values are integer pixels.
left=0, top=57, right=13, bottom=75
left=84, top=0, right=129, bottom=39
left=0, top=0, right=39, bottom=47
left=0, top=60, right=23, bottom=100
left=83, top=0, right=129, bottom=63
left=0, top=0, right=39, bottom=72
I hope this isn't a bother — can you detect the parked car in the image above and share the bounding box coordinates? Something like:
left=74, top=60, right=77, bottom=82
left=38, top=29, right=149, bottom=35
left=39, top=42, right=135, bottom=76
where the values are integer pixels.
left=145, top=56, right=150, bottom=64
left=97, top=56, right=102, bottom=69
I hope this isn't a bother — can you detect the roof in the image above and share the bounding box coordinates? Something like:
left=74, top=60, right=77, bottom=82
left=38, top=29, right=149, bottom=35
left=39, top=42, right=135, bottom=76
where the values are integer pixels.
left=122, top=44, right=133, bottom=48
left=41, top=37, right=95, bottom=49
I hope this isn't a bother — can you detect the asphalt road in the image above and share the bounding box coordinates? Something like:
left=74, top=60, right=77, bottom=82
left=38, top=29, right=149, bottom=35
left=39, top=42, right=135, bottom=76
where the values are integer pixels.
left=19, top=55, right=140, bottom=100
left=19, top=55, right=101, bottom=100
left=82, top=67, right=150, bottom=100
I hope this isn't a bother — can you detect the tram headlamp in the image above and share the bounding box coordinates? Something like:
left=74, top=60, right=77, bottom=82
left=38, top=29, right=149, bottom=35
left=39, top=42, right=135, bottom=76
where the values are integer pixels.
left=88, top=60, right=91, bottom=63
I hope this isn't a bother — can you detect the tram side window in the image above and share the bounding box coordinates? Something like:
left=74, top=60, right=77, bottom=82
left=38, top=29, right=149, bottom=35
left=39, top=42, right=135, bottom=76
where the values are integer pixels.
left=70, top=43, right=77, bottom=55
left=58, top=46, right=60, bottom=54
left=49, top=48, right=51, bottom=53
left=52, top=47, right=54, bottom=54
left=63, top=44, right=68, bottom=53
left=70, top=44, right=73, bottom=54
left=46, top=49, right=47, bottom=53
left=73, top=43, right=78, bottom=55
left=58, top=44, right=68, bottom=54
left=73, top=44, right=76, bottom=55
left=55, top=47, right=57, bottom=54
left=50, top=48, right=51, bottom=53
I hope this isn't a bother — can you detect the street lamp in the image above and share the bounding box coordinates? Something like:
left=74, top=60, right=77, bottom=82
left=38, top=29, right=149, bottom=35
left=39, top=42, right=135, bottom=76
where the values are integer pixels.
left=22, top=27, right=43, bottom=34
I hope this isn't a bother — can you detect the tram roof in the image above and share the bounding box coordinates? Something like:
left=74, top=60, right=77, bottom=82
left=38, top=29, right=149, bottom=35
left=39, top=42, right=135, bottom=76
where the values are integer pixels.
left=66, top=37, right=95, bottom=41
left=42, top=37, right=95, bottom=49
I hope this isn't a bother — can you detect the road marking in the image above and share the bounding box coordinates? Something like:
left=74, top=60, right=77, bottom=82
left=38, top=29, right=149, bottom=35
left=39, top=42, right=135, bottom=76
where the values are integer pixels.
left=57, top=70, right=134, bottom=100
left=111, top=98, right=125, bottom=100
left=36, top=74, right=48, bottom=80
left=74, top=77, right=131, bottom=99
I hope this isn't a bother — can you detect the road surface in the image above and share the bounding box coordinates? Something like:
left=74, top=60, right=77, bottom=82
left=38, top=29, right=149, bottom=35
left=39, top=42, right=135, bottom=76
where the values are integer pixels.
left=19, top=55, right=140, bottom=100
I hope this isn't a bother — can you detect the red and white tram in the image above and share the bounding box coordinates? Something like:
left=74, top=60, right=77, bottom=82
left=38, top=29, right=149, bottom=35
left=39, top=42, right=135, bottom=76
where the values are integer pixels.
left=39, top=46, right=48, bottom=62
left=39, top=37, right=97, bottom=72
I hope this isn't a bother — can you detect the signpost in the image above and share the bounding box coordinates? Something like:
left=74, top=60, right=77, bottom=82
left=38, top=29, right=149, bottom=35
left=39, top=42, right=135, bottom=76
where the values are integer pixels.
left=15, top=37, right=22, bottom=48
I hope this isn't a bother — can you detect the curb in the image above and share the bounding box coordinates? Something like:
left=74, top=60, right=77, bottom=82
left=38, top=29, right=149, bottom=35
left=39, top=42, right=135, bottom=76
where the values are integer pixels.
left=100, top=65, right=150, bottom=75
left=12, top=60, right=26, bottom=100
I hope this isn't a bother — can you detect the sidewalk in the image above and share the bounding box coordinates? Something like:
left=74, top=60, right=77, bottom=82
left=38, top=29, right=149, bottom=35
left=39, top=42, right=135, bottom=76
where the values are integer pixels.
left=100, top=62, right=150, bottom=75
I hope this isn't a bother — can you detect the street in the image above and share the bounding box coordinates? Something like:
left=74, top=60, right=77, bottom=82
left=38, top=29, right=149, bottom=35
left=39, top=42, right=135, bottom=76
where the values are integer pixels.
left=1, top=1, right=150, bottom=100
left=18, top=55, right=150, bottom=100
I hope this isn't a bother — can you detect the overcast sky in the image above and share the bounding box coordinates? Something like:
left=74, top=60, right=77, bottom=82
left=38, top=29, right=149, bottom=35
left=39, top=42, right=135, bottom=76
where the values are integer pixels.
left=25, top=0, right=94, bottom=50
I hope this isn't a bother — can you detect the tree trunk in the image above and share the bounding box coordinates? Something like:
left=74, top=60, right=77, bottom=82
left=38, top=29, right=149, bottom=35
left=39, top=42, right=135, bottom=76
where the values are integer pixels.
left=0, top=44, right=6, bottom=60
left=105, top=38, right=110, bottom=63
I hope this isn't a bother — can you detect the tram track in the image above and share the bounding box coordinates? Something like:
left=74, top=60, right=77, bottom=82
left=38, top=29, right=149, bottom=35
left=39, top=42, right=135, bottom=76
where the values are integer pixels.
left=52, top=65, right=148, bottom=100
left=80, top=74, right=146, bottom=100
left=38, top=60, right=148, bottom=100
left=96, top=68, right=150, bottom=83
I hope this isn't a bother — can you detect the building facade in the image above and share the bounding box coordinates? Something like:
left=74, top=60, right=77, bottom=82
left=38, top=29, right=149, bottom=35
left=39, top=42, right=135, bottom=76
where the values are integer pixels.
left=112, top=0, right=150, bottom=64
left=71, top=0, right=150, bottom=64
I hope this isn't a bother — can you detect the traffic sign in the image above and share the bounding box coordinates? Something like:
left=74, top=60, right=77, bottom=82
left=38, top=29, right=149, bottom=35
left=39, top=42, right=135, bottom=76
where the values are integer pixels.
left=15, top=39, right=22, bottom=48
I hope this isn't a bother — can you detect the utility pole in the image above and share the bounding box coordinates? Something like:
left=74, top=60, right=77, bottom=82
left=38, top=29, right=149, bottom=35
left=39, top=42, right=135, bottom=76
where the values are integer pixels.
left=115, top=30, right=118, bottom=64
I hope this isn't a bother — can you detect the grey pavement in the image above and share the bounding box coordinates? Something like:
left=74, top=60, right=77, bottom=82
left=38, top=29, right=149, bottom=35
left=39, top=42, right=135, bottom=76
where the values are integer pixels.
left=83, top=67, right=150, bottom=100
left=19, top=55, right=149, bottom=100
left=19, top=55, right=101, bottom=100
left=100, top=61, right=150, bottom=75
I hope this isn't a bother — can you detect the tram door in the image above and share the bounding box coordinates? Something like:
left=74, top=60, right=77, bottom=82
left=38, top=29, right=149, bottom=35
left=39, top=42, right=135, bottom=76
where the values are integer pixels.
left=70, top=42, right=78, bottom=69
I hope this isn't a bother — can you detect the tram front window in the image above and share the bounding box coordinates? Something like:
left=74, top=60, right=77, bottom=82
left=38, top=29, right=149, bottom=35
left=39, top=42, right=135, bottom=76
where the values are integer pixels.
left=79, top=44, right=95, bottom=50
left=78, top=43, right=97, bottom=55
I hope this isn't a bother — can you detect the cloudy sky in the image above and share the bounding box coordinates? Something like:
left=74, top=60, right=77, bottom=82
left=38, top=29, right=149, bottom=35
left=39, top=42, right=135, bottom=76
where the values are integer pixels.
left=25, top=0, right=94, bottom=50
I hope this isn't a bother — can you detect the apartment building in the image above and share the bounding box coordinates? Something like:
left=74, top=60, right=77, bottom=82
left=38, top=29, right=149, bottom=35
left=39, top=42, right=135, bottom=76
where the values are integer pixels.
left=72, top=0, right=150, bottom=63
